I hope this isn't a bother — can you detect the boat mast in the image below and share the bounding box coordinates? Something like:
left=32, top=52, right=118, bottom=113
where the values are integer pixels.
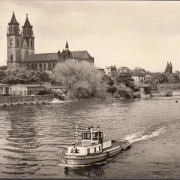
left=75, top=125, right=78, bottom=146
left=91, top=126, right=93, bottom=142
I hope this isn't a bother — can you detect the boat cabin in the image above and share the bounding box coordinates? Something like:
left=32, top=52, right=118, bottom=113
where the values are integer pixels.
left=67, top=126, right=106, bottom=156
left=81, top=126, right=103, bottom=146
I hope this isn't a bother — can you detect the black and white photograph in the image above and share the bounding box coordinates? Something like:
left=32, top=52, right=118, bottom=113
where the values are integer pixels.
left=0, top=0, right=180, bottom=178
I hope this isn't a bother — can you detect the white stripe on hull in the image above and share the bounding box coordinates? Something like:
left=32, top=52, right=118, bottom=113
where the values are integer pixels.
left=65, top=154, right=107, bottom=165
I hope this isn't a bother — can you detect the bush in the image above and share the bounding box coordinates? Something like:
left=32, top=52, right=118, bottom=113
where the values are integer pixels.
left=74, top=87, right=90, bottom=99
left=107, top=86, right=117, bottom=95
left=37, top=90, right=52, bottom=95
left=117, top=89, right=132, bottom=99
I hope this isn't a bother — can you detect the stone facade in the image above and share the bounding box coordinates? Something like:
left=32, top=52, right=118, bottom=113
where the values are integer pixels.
left=7, top=12, right=94, bottom=71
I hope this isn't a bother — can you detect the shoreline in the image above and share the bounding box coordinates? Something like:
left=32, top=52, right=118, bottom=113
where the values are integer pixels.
left=0, top=94, right=54, bottom=107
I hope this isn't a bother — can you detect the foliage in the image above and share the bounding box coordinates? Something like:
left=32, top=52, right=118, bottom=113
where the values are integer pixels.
left=115, top=73, right=134, bottom=87
left=54, top=60, right=106, bottom=99
left=117, top=88, right=132, bottom=99
left=154, top=73, right=168, bottom=84
left=107, top=85, right=117, bottom=95
left=37, top=90, right=52, bottom=95
left=102, top=74, right=114, bottom=86
left=43, top=82, right=52, bottom=90
left=0, top=69, right=5, bottom=83
left=114, top=73, right=140, bottom=93
left=168, top=74, right=180, bottom=84
left=0, top=66, right=7, bottom=70
left=2, top=68, right=52, bottom=84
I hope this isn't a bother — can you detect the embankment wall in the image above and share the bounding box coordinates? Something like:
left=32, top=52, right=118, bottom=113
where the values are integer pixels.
left=0, top=95, right=54, bottom=106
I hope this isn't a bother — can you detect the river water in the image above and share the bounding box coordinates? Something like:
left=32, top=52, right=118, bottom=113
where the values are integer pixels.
left=0, top=97, right=180, bottom=178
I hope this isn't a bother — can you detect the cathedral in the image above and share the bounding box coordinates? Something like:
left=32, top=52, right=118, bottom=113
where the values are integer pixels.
left=7, top=12, right=94, bottom=71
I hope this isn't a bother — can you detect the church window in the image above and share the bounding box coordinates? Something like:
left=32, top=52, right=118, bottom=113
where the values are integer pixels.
left=31, top=41, right=33, bottom=48
left=10, top=54, right=13, bottom=61
left=10, top=39, right=12, bottom=46
left=17, top=39, right=19, bottom=47
left=40, top=63, right=42, bottom=70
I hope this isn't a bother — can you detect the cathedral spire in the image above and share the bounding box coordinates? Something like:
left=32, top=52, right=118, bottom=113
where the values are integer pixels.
left=22, top=14, right=34, bottom=37
left=23, top=14, right=32, bottom=28
left=9, top=11, right=19, bottom=25
left=65, top=41, right=69, bottom=50
left=7, top=12, right=20, bottom=35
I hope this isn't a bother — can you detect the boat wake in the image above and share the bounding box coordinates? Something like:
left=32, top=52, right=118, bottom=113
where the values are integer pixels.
left=124, top=123, right=179, bottom=144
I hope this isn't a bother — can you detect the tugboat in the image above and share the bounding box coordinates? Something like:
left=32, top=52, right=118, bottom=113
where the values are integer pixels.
left=62, top=126, right=131, bottom=165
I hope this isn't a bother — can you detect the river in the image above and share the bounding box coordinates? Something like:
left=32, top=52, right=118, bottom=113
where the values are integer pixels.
left=0, top=97, right=180, bottom=178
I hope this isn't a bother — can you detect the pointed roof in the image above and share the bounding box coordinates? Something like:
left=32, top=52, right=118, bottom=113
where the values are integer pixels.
left=9, top=12, right=19, bottom=25
left=23, top=14, right=32, bottom=28
left=65, top=41, right=69, bottom=49
left=169, top=61, right=172, bottom=67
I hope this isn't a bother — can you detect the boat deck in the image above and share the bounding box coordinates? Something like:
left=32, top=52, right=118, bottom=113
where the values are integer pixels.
left=103, top=140, right=129, bottom=151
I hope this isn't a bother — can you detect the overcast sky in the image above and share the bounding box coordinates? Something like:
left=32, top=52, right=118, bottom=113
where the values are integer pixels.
left=1, top=1, right=180, bottom=72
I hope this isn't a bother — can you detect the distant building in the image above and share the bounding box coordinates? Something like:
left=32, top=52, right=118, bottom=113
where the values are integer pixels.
left=9, top=84, right=28, bottom=96
left=9, top=84, right=46, bottom=96
left=117, top=67, right=131, bottom=74
left=7, top=12, right=94, bottom=70
left=105, top=65, right=117, bottom=77
left=133, top=67, right=146, bottom=74
left=131, top=67, right=146, bottom=83
left=132, top=73, right=146, bottom=83
left=0, top=83, right=10, bottom=95
left=145, top=74, right=154, bottom=82
left=97, top=68, right=105, bottom=76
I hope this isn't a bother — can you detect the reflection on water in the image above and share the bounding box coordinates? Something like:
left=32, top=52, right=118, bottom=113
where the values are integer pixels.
left=64, top=164, right=106, bottom=178
left=0, top=98, right=180, bottom=178
left=2, top=107, right=39, bottom=177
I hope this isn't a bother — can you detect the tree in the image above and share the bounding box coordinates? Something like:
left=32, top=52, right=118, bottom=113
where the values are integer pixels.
left=154, top=73, right=168, bottom=84
left=107, top=85, right=117, bottom=95
left=0, top=69, right=5, bottom=83
left=53, top=60, right=106, bottom=99
left=2, top=68, right=52, bottom=84
left=102, top=74, right=114, bottom=86
left=114, top=73, right=134, bottom=87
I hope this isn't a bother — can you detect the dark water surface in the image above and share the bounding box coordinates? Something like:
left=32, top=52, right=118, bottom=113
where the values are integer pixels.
left=0, top=97, right=180, bottom=178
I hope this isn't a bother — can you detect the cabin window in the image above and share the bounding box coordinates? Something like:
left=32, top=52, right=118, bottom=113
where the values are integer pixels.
left=90, top=148, right=94, bottom=153
left=83, top=133, right=91, bottom=140
left=87, top=148, right=90, bottom=154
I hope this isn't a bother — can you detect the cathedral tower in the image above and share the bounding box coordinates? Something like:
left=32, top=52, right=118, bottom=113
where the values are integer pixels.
left=7, top=12, right=22, bottom=68
left=65, top=41, right=69, bottom=51
left=21, top=14, right=35, bottom=61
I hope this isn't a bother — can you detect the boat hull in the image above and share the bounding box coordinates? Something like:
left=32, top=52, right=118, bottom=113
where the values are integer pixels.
left=64, top=153, right=107, bottom=165
left=104, top=140, right=131, bottom=157
left=63, top=140, right=131, bottom=165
